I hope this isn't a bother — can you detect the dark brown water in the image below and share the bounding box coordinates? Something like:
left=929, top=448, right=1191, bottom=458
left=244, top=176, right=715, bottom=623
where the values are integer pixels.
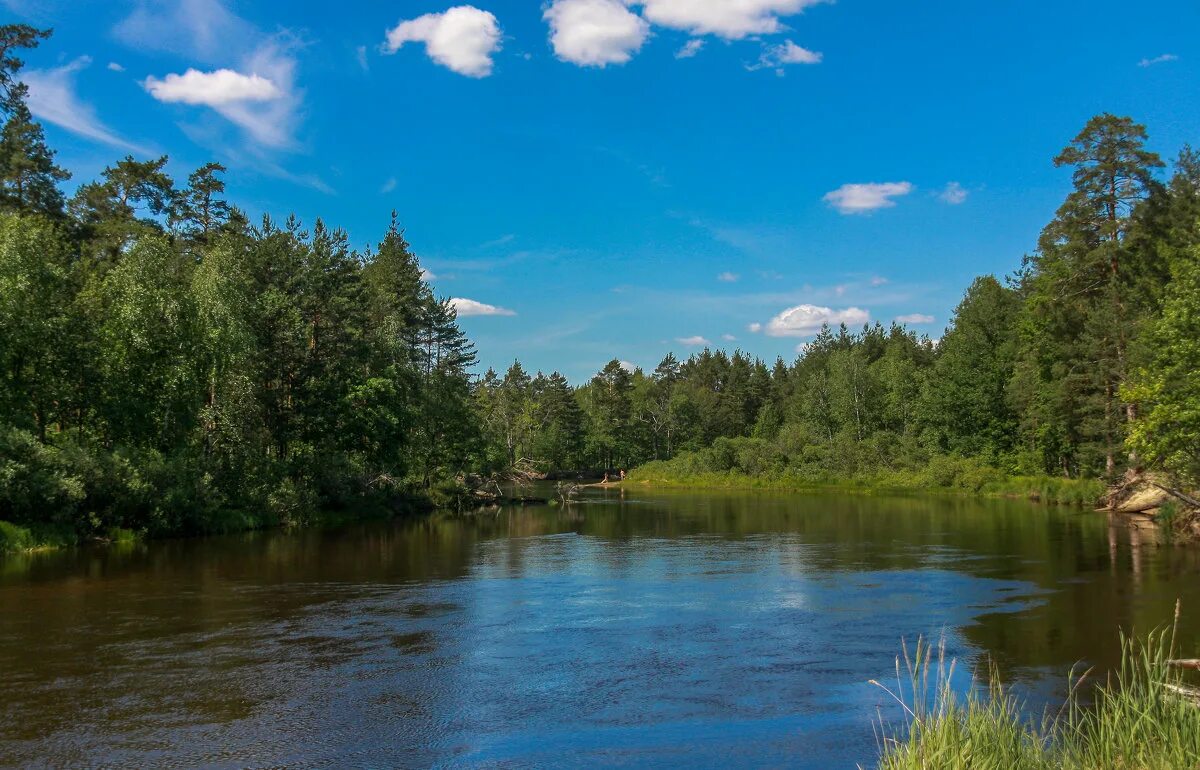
left=2, top=488, right=1198, bottom=768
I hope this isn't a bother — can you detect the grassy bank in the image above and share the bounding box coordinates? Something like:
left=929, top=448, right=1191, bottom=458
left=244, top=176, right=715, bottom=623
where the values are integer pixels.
left=873, top=617, right=1200, bottom=768
left=628, top=456, right=1104, bottom=507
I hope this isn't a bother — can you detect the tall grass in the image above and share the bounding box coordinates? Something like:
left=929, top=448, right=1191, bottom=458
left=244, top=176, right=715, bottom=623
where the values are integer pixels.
left=872, top=606, right=1200, bottom=769
left=627, top=466, right=1104, bottom=507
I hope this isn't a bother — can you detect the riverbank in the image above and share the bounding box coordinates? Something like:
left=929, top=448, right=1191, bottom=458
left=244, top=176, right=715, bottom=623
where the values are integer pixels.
left=627, top=460, right=1105, bottom=507
left=0, top=493, right=437, bottom=555
left=875, top=617, right=1200, bottom=769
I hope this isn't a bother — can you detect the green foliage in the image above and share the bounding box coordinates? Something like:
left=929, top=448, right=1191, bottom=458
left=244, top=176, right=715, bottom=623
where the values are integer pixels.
left=0, top=36, right=481, bottom=547
left=1124, top=244, right=1200, bottom=486
left=0, top=21, right=1197, bottom=551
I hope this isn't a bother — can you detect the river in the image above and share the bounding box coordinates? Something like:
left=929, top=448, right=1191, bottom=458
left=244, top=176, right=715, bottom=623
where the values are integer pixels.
left=2, top=488, right=1198, bottom=768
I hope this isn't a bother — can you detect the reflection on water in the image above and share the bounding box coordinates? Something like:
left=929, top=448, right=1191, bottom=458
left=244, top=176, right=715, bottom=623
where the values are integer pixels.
left=2, top=489, right=1199, bottom=768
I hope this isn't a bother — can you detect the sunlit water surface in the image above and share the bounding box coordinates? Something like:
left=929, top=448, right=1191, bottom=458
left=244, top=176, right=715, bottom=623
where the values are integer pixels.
left=3, top=488, right=1199, bottom=768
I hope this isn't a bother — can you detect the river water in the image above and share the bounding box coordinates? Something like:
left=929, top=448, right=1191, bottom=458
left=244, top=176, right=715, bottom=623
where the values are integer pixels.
left=2, top=488, right=1198, bottom=768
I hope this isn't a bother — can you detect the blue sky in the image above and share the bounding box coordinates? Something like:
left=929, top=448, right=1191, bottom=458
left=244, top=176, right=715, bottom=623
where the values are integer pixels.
left=6, top=0, right=1199, bottom=382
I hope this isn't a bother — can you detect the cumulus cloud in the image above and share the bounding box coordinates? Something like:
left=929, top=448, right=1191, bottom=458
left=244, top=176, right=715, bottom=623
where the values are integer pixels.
left=160, top=38, right=302, bottom=149
left=677, top=335, right=711, bottom=346
left=717, top=271, right=739, bottom=282
left=384, top=6, right=501, bottom=78
left=143, top=68, right=281, bottom=105
left=748, top=322, right=763, bottom=333
left=545, top=0, right=649, bottom=67
left=107, top=62, right=125, bottom=72
left=22, top=57, right=148, bottom=152
left=450, top=297, right=516, bottom=317
left=633, top=0, right=825, bottom=39
left=130, top=0, right=305, bottom=152
left=721, top=333, right=737, bottom=341
left=896, top=313, right=934, bottom=324
left=676, top=39, right=704, bottom=59
left=1139, top=53, right=1178, bottom=67
left=939, top=181, right=968, bottom=205
left=619, top=360, right=638, bottom=372
left=823, top=182, right=913, bottom=214
left=758, top=304, right=869, bottom=337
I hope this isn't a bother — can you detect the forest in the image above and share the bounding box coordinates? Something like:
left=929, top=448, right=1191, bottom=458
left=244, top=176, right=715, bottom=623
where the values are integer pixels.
left=2, top=24, right=1199, bottom=548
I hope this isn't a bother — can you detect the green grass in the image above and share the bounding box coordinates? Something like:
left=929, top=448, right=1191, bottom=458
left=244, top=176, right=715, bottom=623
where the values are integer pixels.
left=0, top=519, right=77, bottom=553
left=872, top=610, right=1200, bottom=769
left=626, top=468, right=1104, bottom=507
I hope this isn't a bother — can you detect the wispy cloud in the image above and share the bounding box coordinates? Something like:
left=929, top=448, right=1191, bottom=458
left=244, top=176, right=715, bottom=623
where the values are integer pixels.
left=749, top=39, right=822, bottom=73
left=676, top=335, right=711, bottom=346
left=718, top=271, right=740, bottom=283
left=676, top=39, right=705, bottom=59
left=126, top=2, right=307, bottom=152
left=1138, top=53, right=1179, bottom=68
left=380, top=177, right=397, bottom=194
left=22, top=57, right=149, bottom=153
left=114, top=0, right=255, bottom=61
left=896, top=313, right=933, bottom=324
left=938, top=181, right=968, bottom=205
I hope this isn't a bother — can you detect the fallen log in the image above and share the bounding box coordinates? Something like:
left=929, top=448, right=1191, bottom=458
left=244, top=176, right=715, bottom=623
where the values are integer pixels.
left=1151, top=483, right=1200, bottom=510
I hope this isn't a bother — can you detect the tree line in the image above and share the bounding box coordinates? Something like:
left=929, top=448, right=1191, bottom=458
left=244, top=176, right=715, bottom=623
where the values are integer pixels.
left=0, top=26, right=480, bottom=541
left=474, top=115, right=1200, bottom=491
left=2, top=24, right=1199, bottom=547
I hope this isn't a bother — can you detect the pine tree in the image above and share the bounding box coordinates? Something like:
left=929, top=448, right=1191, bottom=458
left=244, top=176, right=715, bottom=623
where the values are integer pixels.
left=0, top=102, right=69, bottom=217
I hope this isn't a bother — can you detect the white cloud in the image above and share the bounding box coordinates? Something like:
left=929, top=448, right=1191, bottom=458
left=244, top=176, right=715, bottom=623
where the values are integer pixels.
left=173, top=39, right=302, bottom=149
left=22, top=57, right=148, bottom=153
left=1139, top=53, right=1178, bottom=67
left=677, top=335, right=711, bottom=346
left=676, top=39, right=705, bottom=59
left=545, top=0, right=649, bottom=67
left=420, top=267, right=436, bottom=281
left=107, top=62, right=125, bottom=72
left=896, top=313, right=934, bottom=324
left=760, top=304, right=869, bottom=337
left=752, top=39, right=822, bottom=71
left=128, top=0, right=304, bottom=152
left=384, top=6, right=501, bottom=78
left=721, top=333, right=737, bottom=341
left=450, top=297, right=516, bottom=317
left=633, top=0, right=825, bottom=39
left=717, top=271, right=739, bottom=282
left=356, top=45, right=369, bottom=71
left=380, top=177, right=397, bottom=194
left=619, top=360, right=637, bottom=372
left=938, top=181, right=968, bottom=205
left=823, top=182, right=913, bottom=214
left=748, top=322, right=763, bottom=333
left=143, top=68, right=281, bottom=105
left=870, top=276, right=889, bottom=286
